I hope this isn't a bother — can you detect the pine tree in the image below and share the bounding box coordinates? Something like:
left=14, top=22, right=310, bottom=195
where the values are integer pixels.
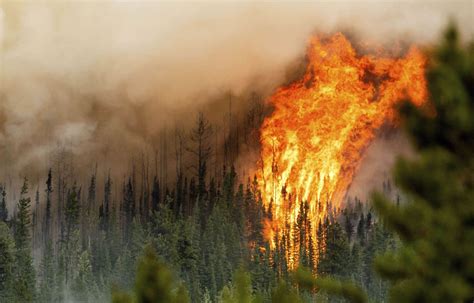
left=317, top=222, right=350, bottom=278
left=152, top=176, right=161, bottom=213
left=313, top=23, right=474, bottom=303
left=123, top=178, right=135, bottom=242
left=38, top=239, right=55, bottom=303
left=60, top=184, right=82, bottom=287
left=65, top=184, right=80, bottom=239
left=99, top=174, right=112, bottom=232
left=209, top=177, right=217, bottom=211
left=39, top=171, right=55, bottom=301
left=187, top=112, right=213, bottom=201
left=0, top=222, right=15, bottom=301
left=220, top=267, right=260, bottom=303
left=13, top=178, right=36, bottom=302
left=84, top=173, right=97, bottom=235
left=372, top=24, right=474, bottom=303
left=43, top=169, right=53, bottom=244
left=180, top=204, right=202, bottom=302
left=0, top=186, right=8, bottom=222
left=344, top=212, right=353, bottom=242
left=112, top=245, right=189, bottom=303
left=151, top=196, right=180, bottom=268
left=223, top=165, right=237, bottom=207
left=356, top=213, right=365, bottom=244
left=71, top=250, right=95, bottom=302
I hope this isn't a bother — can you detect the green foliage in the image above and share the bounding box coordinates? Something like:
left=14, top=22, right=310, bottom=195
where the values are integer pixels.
left=372, top=23, right=474, bottom=303
left=0, top=186, right=7, bottom=222
left=71, top=250, right=96, bottom=302
left=13, top=178, right=36, bottom=302
left=295, top=267, right=368, bottom=303
left=0, top=222, right=15, bottom=301
left=15, top=178, right=32, bottom=249
left=65, top=185, right=80, bottom=237
left=270, top=282, right=303, bottom=303
left=112, top=245, right=189, bottom=303
left=317, top=222, right=351, bottom=278
left=4, top=25, right=470, bottom=303
left=219, top=268, right=262, bottom=303
left=38, top=240, right=55, bottom=303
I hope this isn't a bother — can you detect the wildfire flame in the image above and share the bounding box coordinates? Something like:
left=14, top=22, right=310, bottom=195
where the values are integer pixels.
left=258, top=33, right=427, bottom=267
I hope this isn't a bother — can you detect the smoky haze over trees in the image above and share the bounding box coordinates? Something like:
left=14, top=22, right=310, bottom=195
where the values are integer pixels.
left=0, top=1, right=472, bottom=179
left=0, top=2, right=473, bottom=303
left=0, top=111, right=399, bottom=302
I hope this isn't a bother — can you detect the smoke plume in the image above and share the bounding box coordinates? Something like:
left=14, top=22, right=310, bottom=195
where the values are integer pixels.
left=0, top=1, right=472, bottom=180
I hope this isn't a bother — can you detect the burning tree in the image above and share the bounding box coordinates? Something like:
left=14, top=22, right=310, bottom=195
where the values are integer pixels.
left=292, top=23, right=474, bottom=303
left=371, top=24, right=474, bottom=303
left=258, top=33, right=428, bottom=269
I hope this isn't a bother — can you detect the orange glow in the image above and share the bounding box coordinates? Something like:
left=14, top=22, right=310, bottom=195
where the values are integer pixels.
left=258, top=33, right=427, bottom=268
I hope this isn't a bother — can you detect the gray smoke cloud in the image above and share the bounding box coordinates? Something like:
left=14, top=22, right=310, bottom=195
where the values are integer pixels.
left=0, top=1, right=472, bottom=181
left=346, top=128, right=414, bottom=202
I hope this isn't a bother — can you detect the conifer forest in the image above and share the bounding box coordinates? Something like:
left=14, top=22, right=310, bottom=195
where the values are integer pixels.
left=0, top=2, right=473, bottom=303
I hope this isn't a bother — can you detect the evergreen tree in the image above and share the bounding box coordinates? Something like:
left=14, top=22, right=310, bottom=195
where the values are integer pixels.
left=180, top=204, right=202, bottom=302
left=314, top=23, right=474, bottom=303
left=356, top=213, right=365, bottom=244
left=38, top=239, right=55, bottom=303
left=71, top=250, right=96, bottom=302
left=39, top=172, right=55, bottom=301
left=223, top=166, right=237, bottom=207
left=372, top=24, right=474, bottom=303
left=44, top=169, right=53, bottom=244
left=112, top=245, right=189, bottom=303
left=317, top=222, right=350, bottom=278
left=220, top=268, right=261, bottom=303
left=344, top=212, right=353, bottom=242
left=123, top=178, right=135, bottom=242
left=0, top=185, right=8, bottom=222
left=65, top=184, right=80, bottom=239
left=13, top=178, right=36, bottom=302
left=151, top=176, right=161, bottom=213
left=103, top=173, right=112, bottom=231
left=0, top=222, right=15, bottom=301
left=187, top=112, right=213, bottom=201
left=32, top=187, right=40, bottom=250
left=60, top=184, right=82, bottom=288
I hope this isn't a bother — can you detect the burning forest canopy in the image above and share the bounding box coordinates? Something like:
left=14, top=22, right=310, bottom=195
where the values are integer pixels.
left=0, top=2, right=473, bottom=303
left=258, top=33, right=428, bottom=267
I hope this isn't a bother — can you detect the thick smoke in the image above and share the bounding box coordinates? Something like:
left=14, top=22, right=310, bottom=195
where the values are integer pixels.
left=0, top=1, right=472, bottom=181
left=346, top=128, right=414, bottom=202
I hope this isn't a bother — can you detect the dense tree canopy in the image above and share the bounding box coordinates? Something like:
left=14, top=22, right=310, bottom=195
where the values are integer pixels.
left=0, top=23, right=471, bottom=303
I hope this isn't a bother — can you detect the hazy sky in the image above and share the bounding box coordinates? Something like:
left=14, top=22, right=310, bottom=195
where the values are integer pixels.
left=0, top=1, right=472, bottom=179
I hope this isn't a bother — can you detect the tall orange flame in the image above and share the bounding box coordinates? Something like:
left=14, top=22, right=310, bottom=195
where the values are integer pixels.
left=258, top=33, right=427, bottom=268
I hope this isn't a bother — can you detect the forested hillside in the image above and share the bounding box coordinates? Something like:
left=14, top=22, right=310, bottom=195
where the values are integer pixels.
left=0, top=124, right=398, bottom=303
left=0, top=22, right=472, bottom=303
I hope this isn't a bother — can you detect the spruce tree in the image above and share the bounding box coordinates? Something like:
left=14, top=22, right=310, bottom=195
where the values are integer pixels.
left=13, top=178, right=36, bottom=302
left=112, top=245, right=189, bottom=303
left=344, top=212, right=353, bottom=242
left=313, top=23, right=474, bottom=303
left=0, top=222, right=15, bottom=301
left=123, top=178, right=135, bottom=242
left=71, top=250, right=95, bottom=302
left=44, top=169, right=53, bottom=243
left=39, top=171, right=55, bottom=302
left=38, top=239, right=55, bottom=303
left=151, top=176, right=161, bottom=213
left=0, top=186, right=7, bottom=222
left=317, top=222, right=350, bottom=278
left=372, top=24, right=474, bottom=303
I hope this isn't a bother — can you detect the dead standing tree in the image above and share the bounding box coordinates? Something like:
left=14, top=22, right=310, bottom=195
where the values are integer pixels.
left=186, top=112, right=213, bottom=215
